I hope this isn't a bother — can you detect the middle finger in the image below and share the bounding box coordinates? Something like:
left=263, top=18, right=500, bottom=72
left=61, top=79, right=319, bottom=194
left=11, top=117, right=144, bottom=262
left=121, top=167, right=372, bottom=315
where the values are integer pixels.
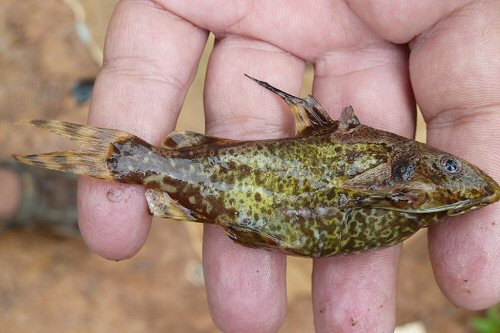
left=202, top=36, right=305, bottom=333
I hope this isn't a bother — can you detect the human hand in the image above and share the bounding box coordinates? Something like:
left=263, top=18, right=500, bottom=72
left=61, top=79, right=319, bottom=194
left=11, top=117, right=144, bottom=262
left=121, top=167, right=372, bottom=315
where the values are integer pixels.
left=78, top=1, right=500, bottom=332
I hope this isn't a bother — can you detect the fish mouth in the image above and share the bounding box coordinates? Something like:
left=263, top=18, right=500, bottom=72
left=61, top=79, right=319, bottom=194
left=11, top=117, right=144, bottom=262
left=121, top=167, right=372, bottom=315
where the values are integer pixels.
left=390, top=176, right=500, bottom=216
left=372, top=190, right=500, bottom=216
left=373, top=200, right=473, bottom=215
left=372, top=199, right=480, bottom=216
left=446, top=197, right=490, bottom=216
left=350, top=179, right=500, bottom=216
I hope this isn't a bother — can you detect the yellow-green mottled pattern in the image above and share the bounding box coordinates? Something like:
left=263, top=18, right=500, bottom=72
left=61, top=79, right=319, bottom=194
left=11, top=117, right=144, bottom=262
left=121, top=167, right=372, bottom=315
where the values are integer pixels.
left=135, top=131, right=433, bottom=257
left=13, top=79, right=500, bottom=257
left=86, top=116, right=500, bottom=257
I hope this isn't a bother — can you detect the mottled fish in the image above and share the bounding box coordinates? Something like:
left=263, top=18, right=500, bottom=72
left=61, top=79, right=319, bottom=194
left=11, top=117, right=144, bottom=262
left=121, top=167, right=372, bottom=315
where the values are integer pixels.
left=13, top=75, right=500, bottom=257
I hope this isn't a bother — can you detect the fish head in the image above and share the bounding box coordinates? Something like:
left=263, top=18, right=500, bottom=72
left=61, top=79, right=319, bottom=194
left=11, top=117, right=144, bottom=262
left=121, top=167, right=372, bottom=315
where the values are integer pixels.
left=387, top=143, right=500, bottom=216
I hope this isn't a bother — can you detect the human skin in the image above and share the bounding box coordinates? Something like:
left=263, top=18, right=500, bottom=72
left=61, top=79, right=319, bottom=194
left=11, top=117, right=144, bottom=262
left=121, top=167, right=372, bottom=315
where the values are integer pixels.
left=77, top=1, right=500, bottom=332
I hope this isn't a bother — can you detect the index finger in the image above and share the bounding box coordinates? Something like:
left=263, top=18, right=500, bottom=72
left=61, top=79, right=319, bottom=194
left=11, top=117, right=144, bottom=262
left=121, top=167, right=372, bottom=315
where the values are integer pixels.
left=78, top=0, right=207, bottom=259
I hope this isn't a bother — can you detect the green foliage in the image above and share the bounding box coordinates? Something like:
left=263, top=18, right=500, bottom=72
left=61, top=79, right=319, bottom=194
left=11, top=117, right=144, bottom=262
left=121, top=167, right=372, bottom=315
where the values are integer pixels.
left=471, top=306, right=500, bottom=333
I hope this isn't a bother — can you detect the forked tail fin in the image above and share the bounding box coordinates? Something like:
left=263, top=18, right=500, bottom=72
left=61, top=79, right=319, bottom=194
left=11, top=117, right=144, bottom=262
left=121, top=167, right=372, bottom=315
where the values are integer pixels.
left=13, top=120, right=135, bottom=180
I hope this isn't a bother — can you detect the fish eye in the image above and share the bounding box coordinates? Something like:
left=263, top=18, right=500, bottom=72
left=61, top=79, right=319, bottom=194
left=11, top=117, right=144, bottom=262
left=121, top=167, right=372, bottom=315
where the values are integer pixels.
left=440, top=156, right=462, bottom=174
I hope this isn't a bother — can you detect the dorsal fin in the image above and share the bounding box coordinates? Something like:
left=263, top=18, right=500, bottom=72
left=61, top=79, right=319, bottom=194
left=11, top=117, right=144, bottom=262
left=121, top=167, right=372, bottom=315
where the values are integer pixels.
left=161, top=131, right=237, bottom=149
left=245, top=74, right=334, bottom=135
left=339, top=106, right=360, bottom=131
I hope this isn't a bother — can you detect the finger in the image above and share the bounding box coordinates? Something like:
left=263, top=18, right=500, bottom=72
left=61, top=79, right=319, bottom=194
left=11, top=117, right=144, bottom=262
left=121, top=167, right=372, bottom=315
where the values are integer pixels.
left=409, top=1, right=500, bottom=309
left=346, top=0, right=468, bottom=44
left=78, top=0, right=207, bottom=259
left=159, top=0, right=373, bottom=62
left=313, top=247, right=400, bottom=332
left=311, top=11, right=414, bottom=332
left=202, top=37, right=306, bottom=333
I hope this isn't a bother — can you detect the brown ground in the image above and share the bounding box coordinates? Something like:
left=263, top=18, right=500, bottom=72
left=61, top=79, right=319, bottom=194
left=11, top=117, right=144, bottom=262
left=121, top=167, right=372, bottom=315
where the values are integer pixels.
left=0, top=1, right=480, bottom=332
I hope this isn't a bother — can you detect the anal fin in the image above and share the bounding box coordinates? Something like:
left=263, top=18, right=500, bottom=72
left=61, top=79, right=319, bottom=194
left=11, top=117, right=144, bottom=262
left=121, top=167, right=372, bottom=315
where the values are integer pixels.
left=145, top=189, right=197, bottom=221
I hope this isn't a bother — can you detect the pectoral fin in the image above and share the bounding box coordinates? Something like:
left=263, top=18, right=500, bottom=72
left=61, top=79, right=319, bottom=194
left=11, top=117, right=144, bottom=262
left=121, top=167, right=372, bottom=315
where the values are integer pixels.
left=342, top=163, right=392, bottom=190
left=340, top=163, right=427, bottom=210
left=245, top=74, right=334, bottom=135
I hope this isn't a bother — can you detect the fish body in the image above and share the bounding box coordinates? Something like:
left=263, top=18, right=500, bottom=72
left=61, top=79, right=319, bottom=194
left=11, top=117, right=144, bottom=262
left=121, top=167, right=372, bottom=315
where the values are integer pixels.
left=14, top=76, right=500, bottom=257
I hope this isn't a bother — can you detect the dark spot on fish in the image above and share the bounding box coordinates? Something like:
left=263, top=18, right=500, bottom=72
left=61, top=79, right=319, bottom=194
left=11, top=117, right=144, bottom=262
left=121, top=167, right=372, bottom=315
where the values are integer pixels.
left=239, top=165, right=252, bottom=177
left=346, top=151, right=361, bottom=161
left=255, top=192, right=262, bottom=202
left=392, top=157, right=416, bottom=181
left=326, top=190, right=336, bottom=201
left=254, top=172, right=262, bottom=184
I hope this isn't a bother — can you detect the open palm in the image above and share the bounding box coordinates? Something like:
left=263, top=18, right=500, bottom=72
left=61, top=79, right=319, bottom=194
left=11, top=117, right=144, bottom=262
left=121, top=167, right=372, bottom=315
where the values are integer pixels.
left=78, top=1, right=500, bottom=332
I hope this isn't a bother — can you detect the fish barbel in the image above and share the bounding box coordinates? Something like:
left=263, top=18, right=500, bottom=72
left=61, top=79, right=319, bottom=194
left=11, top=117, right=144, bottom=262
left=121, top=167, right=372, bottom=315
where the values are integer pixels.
left=13, top=75, right=500, bottom=257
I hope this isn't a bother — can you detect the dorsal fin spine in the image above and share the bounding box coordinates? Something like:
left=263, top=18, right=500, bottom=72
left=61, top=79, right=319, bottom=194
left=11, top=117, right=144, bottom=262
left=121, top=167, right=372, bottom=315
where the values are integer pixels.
left=244, top=74, right=335, bottom=135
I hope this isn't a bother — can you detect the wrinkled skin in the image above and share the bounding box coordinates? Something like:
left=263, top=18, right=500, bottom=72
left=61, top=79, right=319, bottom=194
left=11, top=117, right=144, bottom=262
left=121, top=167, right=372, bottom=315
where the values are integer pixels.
left=74, top=1, right=500, bottom=332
